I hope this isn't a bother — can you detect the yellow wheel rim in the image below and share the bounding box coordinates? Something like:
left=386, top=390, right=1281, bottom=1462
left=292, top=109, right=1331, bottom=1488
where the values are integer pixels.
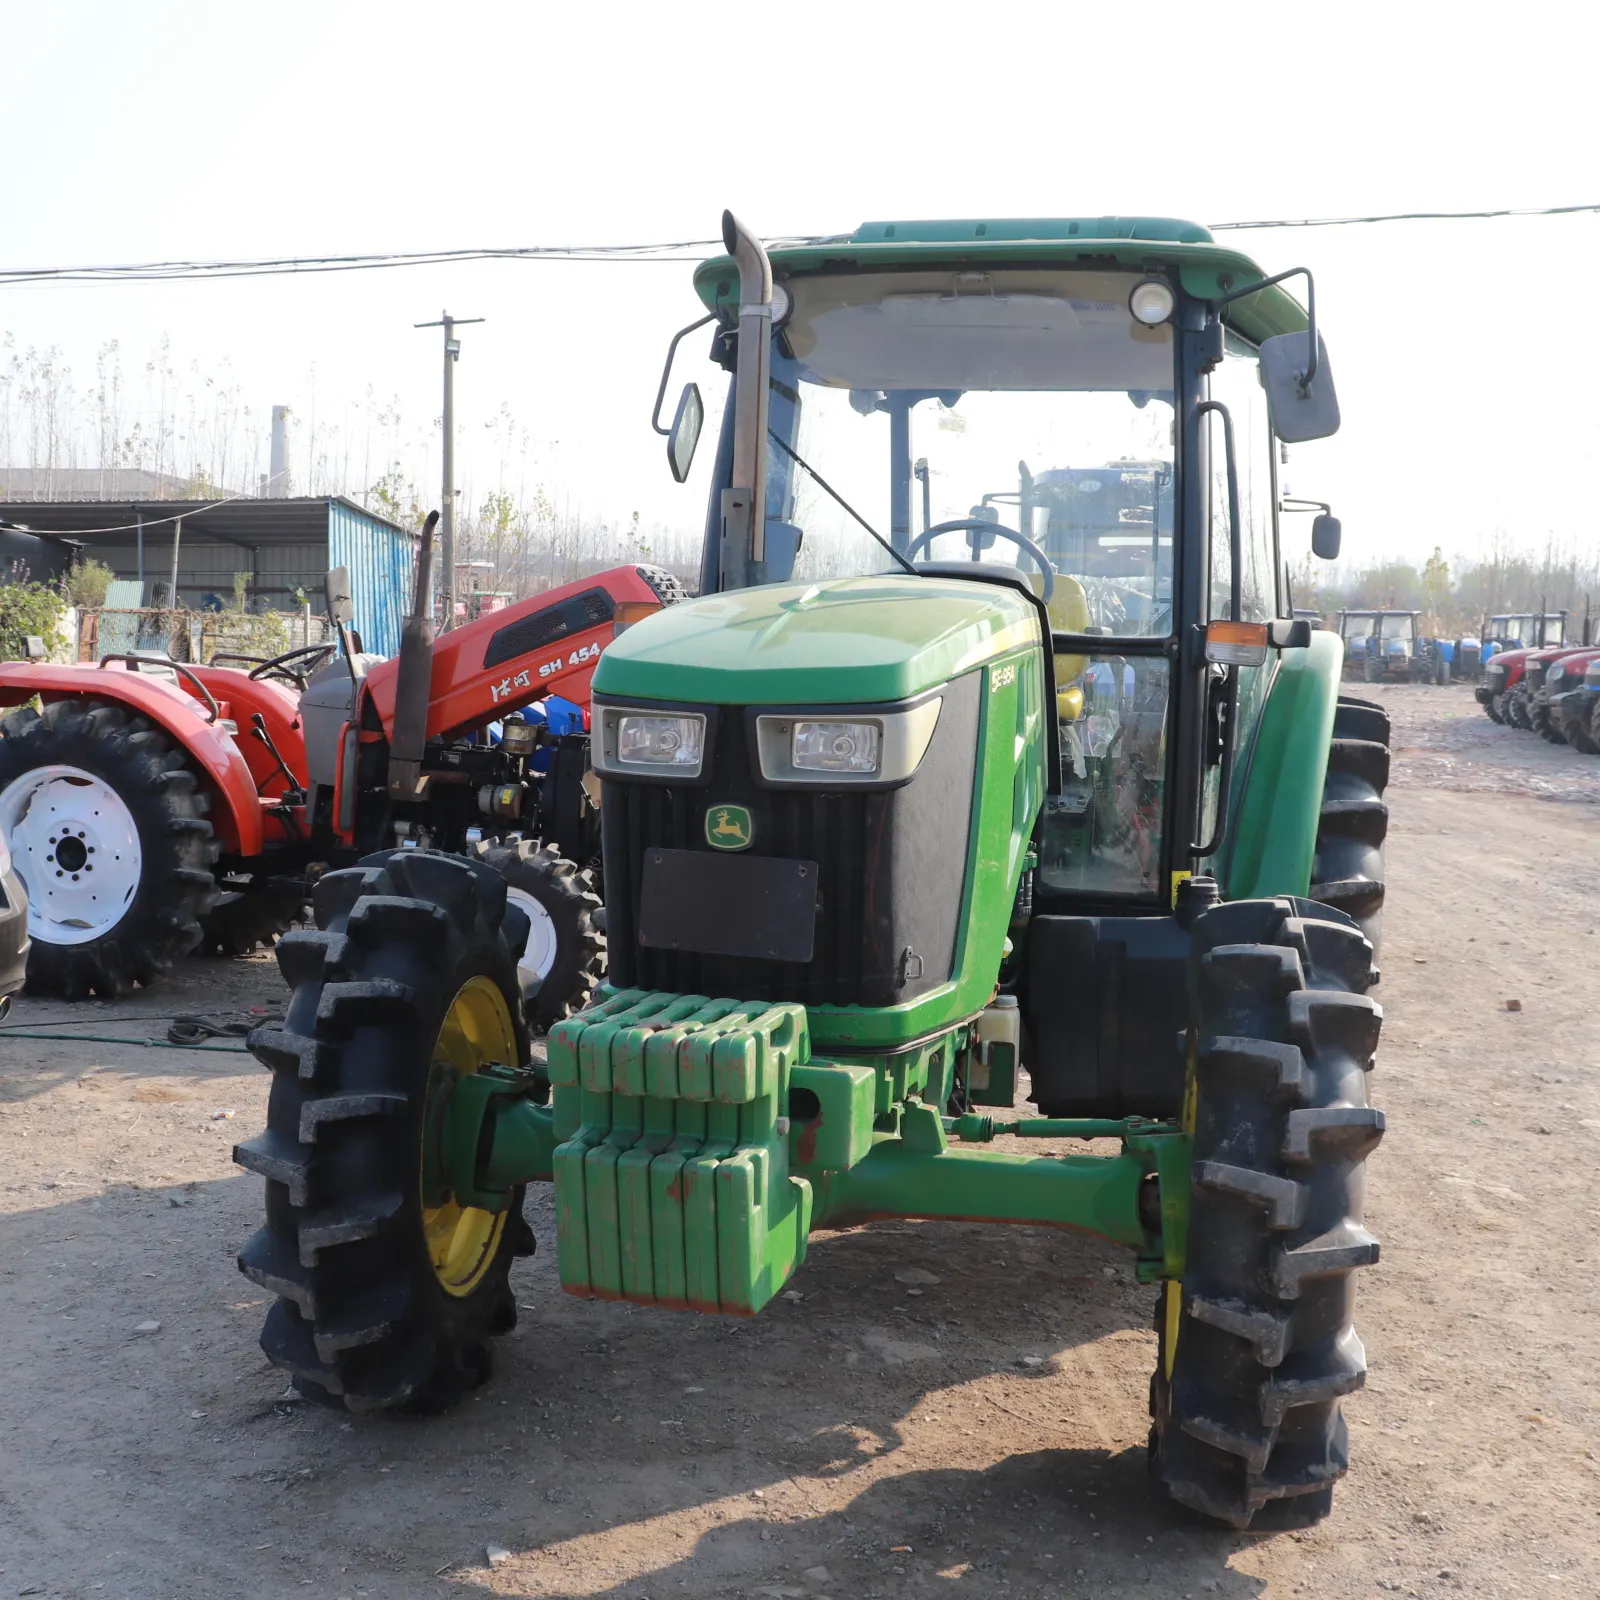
left=422, top=974, right=517, bottom=1298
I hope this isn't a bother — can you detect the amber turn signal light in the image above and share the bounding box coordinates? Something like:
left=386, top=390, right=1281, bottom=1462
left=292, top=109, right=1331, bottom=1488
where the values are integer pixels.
left=1204, top=620, right=1269, bottom=667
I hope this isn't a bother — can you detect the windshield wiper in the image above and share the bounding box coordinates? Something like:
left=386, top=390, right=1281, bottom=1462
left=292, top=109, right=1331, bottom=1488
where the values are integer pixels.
left=767, top=431, right=919, bottom=577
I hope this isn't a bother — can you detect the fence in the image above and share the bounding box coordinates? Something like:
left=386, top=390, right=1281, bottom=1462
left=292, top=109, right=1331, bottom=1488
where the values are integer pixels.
left=75, top=608, right=332, bottom=664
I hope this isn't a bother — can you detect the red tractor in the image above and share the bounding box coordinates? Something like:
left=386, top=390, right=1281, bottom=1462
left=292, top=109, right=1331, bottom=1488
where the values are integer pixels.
left=0, top=514, right=680, bottom=1020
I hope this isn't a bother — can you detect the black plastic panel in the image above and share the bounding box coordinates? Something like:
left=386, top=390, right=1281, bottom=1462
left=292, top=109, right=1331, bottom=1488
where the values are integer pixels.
left=1023, top=914, right=1191, bottom=1118
left=638, top=848, right=819, bottom=963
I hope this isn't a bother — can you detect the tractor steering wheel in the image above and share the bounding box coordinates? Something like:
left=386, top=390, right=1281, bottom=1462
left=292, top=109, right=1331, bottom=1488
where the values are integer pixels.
left=905, top=519, right=1055, bottom=600
left=246, top=642, right=338, bottom=691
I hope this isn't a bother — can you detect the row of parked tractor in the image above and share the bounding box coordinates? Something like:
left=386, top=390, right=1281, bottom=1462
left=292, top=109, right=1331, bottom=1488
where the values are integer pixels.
left=1330, top=606, right=1600, bottom=750
left=1473, top=614, right=1600, bottom=753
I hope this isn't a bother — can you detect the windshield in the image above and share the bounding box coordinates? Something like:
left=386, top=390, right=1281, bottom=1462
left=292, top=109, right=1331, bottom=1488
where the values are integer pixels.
left=1341, top=614, right=1376, bottom=642
left=762, top=268, right=1176, bottom=637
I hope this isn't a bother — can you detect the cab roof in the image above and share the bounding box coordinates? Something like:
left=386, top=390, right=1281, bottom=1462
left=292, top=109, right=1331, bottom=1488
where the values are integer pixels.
left=693, top=217, right=1309, bottom=346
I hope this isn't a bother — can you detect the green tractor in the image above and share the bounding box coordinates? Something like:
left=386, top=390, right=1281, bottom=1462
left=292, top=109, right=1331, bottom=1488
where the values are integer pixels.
left=234, top=213, right=1390, bottom=1531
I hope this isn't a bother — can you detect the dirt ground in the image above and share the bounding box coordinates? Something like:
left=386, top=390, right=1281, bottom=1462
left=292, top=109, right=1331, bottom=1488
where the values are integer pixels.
left=2, top=682, right=1597, bottom=1600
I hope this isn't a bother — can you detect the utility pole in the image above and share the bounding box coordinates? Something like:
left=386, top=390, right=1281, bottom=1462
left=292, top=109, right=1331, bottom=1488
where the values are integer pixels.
left=415, top=311, right=484, bottom=629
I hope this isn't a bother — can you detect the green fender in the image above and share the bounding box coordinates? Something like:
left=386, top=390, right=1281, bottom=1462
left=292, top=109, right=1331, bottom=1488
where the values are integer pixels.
left=1222, top=629, right=1344, bottom=901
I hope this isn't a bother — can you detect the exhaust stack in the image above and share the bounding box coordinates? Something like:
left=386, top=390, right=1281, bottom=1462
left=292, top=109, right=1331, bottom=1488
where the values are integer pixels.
left=719, top=211, right=774, bottom=589
left=386, top=510, right=439, bottom=800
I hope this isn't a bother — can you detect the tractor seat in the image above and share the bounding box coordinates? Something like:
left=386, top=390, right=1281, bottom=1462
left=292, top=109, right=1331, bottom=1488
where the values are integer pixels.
left=1023, top=570, right=1093, bottom=721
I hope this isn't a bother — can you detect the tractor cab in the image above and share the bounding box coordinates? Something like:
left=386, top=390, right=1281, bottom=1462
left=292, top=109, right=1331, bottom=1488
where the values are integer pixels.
left=1337, top=609, right=1421, bottom=681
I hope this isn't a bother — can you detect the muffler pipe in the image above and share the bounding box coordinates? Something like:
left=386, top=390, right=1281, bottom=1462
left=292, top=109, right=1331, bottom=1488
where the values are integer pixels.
left=387, top=509, right=439, bottom=799
left=720, top=210, right=774, bottom=585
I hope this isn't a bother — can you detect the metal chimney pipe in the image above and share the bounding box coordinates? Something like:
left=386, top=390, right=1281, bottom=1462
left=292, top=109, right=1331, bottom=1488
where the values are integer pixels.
left=719, top=211, right=773, bottom=588
left=268, top=406, right=291, bottom=498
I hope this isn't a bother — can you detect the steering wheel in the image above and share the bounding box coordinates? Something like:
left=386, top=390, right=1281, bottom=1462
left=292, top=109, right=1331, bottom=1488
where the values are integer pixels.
left=905, top=519, right=1055, bottom=600
left=245, top=642, right=338, bottom=691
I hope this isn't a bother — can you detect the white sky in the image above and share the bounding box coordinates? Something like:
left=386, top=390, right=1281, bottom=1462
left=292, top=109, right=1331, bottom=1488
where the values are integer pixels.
left=5, top=0, right=1596, bottom=572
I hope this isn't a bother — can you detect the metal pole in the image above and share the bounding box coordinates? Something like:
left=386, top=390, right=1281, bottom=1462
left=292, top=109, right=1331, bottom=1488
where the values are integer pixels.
left=416, top=311, right=484, bottom=630
left=167, top=515, right=183, bottom=609
left=135, top=510, right=144, bottom=585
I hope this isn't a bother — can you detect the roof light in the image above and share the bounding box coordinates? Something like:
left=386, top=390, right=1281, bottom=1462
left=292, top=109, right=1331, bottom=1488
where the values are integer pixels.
left=1128, top=278, right=1175, bottom=326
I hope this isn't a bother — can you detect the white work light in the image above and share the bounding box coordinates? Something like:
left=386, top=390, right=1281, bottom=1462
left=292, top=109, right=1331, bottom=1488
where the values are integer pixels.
left=1128, top=279, right=1176, bottom=326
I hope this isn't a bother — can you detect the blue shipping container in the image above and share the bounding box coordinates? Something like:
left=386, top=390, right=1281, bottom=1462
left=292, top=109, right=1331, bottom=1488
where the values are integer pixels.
left=327, top=499, right=415, bottom=658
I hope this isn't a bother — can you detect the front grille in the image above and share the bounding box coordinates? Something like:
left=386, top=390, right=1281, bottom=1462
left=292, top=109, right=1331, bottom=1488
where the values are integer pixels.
left=606, top=779, right=876, bottom=1005
left=601, top=677, right=980, bottom=1010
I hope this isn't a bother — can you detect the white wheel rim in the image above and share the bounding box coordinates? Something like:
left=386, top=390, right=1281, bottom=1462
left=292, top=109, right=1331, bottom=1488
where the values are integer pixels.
left=506, top=886, right=560, bottom=989
left=0, top=765, right=143, bottom=945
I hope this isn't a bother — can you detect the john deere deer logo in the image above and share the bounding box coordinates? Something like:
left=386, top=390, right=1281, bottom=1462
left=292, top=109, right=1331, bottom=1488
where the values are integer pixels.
left=705, top=804, right=753, bottom=851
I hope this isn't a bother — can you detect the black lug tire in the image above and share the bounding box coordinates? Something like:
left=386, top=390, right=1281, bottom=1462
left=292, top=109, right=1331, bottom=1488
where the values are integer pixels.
left=1150, top=896, right=1385, bottom=1530
left=197, top=877, right=306, bottom=956
left=1572, top=704, right=1600, bottom=756
left=0, top=699, right=219, bottom=999
left=1508, top=692, right=1533, bottom=730
left=234, top=848, right=534, bottom=1413
left=1310, top=696, right=1390, bottom=958
left=1531, top=701, right=1565, bottom=744
left=1485, top=694, right=1505, bottom=725
left=1435, top=656, right=1449, bottom=687
left=1362, top=657, right=1383, bottom=684
left=471, top=838, right=604, bottom=1033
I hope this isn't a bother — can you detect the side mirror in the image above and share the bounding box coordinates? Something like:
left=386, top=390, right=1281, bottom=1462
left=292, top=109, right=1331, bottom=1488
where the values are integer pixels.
left=667, top=383, right=704, bottom=484
left=1261, top=331, right=1340, bottom=443
left=324, top=565, right=354, bottom=626
left=1311, top=513, right=1342, bottom=561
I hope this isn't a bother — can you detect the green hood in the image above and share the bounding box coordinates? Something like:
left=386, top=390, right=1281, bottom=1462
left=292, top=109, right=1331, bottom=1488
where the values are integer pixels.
left=594, top=575, right=1040, bottom=706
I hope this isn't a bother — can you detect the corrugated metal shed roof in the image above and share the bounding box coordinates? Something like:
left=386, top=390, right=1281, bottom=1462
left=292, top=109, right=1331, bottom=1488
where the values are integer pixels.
left=0, top=495, right=411, bottom=549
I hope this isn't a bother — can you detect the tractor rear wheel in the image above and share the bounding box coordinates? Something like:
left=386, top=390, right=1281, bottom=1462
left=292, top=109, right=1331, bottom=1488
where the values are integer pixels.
left=0, top=698, right=219, bottom=998
left=471, top=838, right=604, bottom=1033
left=197, top=874, right=305, bottom=955
left=1150, top=896, right=1384, bottom=1530
left=234, top=849, right=535, bottom=1412
left=1310, top=696, right=1389, bottom=958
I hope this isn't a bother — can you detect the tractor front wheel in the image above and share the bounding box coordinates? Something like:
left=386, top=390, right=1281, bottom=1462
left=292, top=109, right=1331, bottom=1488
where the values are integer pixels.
left=234, top=849, right=535, bottom=1412
left=1507, top=693, right=1533, bottom=730
left=472, top=838, right=604, bottom=1033
left=0, top=699, right=219, bottom=998
left=1571, top=703, right=1600, bottom=756
left=1150, top=896, right=1384, bottom=1530
left=1484, top=694, right=1506, bottom=725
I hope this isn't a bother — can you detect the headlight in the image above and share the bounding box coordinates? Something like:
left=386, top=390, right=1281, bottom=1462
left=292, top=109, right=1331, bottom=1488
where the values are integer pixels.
left=1547, top=665, right=1567, bottom=687
left=591, top=705, right=708, bottom=779
left=755, top=698, right=943, bottom=787
left=792, top=720, right=880, bottom=773
left=1487, top=664, right=1507, bottom=679
left=618, top=714, right=703, bottom=767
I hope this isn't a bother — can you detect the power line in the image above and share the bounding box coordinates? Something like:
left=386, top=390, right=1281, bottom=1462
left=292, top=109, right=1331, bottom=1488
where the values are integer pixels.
left=1211, top=202, right=1600, bottom=230
left=1, top=206, right=1596, bottom=288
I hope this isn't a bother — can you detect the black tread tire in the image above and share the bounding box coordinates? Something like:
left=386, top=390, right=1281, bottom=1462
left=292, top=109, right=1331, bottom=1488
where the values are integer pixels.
left=1361, top=656, right=1383, bottom=684
left=471, top=838, right=604, bottom=1033
left=1434, top=655, right=1449, bottom=687
left=1507, top=691, right=1533, bottom=730
left=1572, top=702, right=1600, bottom=756
left=1484, top=694, right=1505, bottom=725
left=1310, top=696, right=1389, bottom=958
left=0, top=698, right=219, bottom=999
left=1531, top=699, right=1565, bottom=744
left=1150, top=895, right=1384, bottom=1530
left=197, top=877, right=305, bottom=956
left=234, top=848, right=535, bottom=1413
